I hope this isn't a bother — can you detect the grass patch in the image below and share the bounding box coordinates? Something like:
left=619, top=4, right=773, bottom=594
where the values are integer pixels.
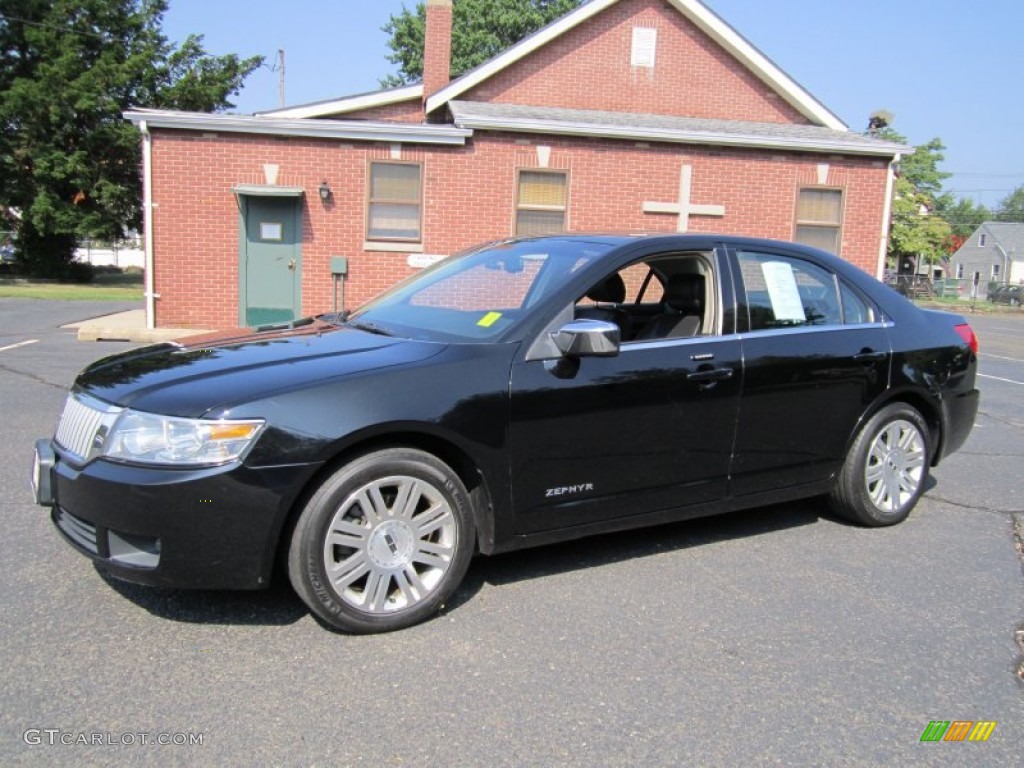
left=0, top=273, right=143, bottom=301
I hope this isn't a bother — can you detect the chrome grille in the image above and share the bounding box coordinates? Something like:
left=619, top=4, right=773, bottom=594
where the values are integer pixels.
left=54, top=508, right=99, bottom=555
left=54, top=393, right=119, bottom=462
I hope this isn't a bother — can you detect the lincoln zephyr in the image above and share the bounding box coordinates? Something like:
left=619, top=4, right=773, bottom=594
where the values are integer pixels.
left=33, top=235, right=979, bottom=632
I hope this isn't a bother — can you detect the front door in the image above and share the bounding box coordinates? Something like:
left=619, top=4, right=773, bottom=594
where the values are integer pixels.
left=507, top=247, right=741, bottom=535
left=508, top=336, right=742, bottom=534
left=240, top=196, right=301, bottom=327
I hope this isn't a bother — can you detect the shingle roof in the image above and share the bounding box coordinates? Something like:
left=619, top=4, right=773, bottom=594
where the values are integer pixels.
left=980, top=222, right=1024, bottom=258
left=448, top=101, right=909, bottom=157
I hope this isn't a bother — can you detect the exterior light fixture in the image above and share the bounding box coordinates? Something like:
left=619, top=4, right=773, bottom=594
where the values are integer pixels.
left=318, top=181, right=332, bottom=202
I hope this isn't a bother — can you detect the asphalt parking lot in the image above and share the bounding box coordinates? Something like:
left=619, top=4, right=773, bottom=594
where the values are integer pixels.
left=1, top=297, right=1021, bottom=767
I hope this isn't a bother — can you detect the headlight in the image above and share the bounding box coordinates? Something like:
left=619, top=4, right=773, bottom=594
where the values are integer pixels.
left=102, top=410, right=264, bottom=466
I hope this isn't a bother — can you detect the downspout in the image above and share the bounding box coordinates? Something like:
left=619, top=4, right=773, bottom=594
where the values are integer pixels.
left=139, top=120, right=156, bottom=329
left=876, top=153, right=900, bottom=281
left=994, top=243, right=1009, bottom=283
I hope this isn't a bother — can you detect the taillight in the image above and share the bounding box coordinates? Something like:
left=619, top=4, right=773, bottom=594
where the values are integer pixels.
left=954, top=323, right=978, bottom=355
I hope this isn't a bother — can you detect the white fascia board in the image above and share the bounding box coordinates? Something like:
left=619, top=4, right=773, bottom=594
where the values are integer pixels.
left=667, top=0, right=848, bottom=130
left=123, top=109, right=470, bottom=145
left=257, top=85, right=423, bottom=118
left=455, top=114, right=905, bottom=157
left=425, top=0, right=620, bottom=114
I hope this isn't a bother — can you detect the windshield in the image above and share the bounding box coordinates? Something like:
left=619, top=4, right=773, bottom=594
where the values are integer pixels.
left=347, top=239, right=613, bottom=342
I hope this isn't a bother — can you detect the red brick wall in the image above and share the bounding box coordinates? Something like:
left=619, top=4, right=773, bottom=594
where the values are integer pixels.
left=460, top=0, right=810, bottom=124
left=148, top=129, right=889, bottom=329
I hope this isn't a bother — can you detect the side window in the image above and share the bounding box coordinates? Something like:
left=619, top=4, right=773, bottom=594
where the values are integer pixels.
left=738, top=251, right=841, bottom=330
left=839, top=280, right=878, bottom=325
left=575, top=252, right=714, bottom=342
left=576, top=262, right=663, bottom=308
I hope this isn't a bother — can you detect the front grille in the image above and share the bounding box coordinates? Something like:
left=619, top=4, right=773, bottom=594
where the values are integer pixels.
left=53, top=393, right=119, bottom=462
left=54, top=507, right=99, bottom=555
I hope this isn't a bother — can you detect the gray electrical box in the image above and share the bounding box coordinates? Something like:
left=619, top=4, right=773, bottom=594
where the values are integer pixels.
left=330, top=256, right=348, bottom=276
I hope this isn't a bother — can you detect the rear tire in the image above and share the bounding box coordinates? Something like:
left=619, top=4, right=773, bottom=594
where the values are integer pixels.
left=829, top=403, right=930, bottom=526
left=288, top=448, right=475, bottom=633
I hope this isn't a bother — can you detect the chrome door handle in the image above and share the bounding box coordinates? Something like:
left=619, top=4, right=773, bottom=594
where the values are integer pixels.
left=687, top=367, right=734, bottom=383
left=853, top=350, right=885, bottom=363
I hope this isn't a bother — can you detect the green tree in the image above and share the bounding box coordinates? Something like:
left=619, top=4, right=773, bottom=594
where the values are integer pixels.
left=876, top=128, right=952, bottom=270
left=934, top=194, right=990, bottom=239
left=381, top=0, right=585, bottom=87
left=0, top=0, right=262, bottom=276
left=994, top=184, right=1024, bottom=222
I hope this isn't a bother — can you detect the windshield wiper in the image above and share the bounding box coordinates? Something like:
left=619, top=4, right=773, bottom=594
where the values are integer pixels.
left=255, top=316, right=315, bottom=332
left=347, top=319, right=393, bottom=337
left=316, top=311, right=349, bottom=327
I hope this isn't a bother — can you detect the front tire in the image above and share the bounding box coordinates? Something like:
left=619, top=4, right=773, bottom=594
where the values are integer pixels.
left=829, top=403, right=930, bottom=526
left=288, top=448, right=475, bottom=633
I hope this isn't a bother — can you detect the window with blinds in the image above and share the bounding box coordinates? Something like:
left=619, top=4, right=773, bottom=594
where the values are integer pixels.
left=516, top=170, right=568, bottom=237
left=368, top=162, right=422, bottom=241
left=794, top=188, right=843, bottom=254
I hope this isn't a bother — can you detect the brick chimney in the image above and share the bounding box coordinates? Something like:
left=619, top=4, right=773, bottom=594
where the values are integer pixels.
left=423, top=0, right=453, bottom=108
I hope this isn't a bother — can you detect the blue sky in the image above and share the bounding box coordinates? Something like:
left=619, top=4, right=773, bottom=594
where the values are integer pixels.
left=162, top=0, right=1024, bottom=208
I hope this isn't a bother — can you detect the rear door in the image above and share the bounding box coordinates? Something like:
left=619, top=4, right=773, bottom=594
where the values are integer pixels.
left=728, top=247, right=891, bottom=496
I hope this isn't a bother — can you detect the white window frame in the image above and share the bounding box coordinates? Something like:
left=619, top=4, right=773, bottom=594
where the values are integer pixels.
left=794, top=187, right=844, bottom=254
left=366, top=160, right=423, bottom=243
left=514, top=169, right=569, bottom=237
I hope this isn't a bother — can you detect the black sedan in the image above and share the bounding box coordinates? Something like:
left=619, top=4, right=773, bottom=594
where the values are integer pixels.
left=32, top=235, right=980, bottom=633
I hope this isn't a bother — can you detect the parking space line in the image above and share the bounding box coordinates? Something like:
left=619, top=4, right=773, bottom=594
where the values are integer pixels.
left=981, top=353, right=1024, bottom=363
left=978, top=373, right=1024, bottom=386
left=0, top=339, right=40, bottom=353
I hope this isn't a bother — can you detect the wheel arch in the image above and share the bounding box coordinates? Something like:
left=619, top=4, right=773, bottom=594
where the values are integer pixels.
left=273, top=429, right=496, bottom=582
left=856, top=389, right=944, bottom=466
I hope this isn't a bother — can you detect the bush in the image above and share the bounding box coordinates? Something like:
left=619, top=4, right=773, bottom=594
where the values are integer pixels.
left=64, top=261, right=96, bottom=283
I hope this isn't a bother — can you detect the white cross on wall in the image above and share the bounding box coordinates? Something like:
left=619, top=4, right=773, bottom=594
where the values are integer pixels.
left=643, top=165, right=726, bottom=232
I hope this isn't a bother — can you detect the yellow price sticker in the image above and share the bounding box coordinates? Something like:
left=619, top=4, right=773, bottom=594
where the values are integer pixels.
left=477, top=311, right=503, bottom=328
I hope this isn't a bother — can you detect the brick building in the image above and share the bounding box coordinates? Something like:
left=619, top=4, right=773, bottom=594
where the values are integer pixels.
left=126, top=0, right=907, bottom=329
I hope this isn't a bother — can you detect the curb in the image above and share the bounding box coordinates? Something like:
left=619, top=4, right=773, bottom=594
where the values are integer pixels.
left=75, top=326, right=211, bottom=343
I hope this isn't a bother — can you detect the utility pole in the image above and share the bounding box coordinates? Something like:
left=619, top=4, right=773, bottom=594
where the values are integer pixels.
left=277, top=49, right=285, bottom=108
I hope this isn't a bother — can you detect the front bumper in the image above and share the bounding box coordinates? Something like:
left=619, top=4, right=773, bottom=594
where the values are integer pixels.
left=33, top=439, right=318, bottom=590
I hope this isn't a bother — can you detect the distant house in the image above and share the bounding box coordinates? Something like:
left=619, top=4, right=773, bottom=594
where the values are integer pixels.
left=125, top=0, right=908, bottom=330
left=950, top=222, right=1024, bottom=297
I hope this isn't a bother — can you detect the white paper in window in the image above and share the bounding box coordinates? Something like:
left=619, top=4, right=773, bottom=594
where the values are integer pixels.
left=631, top=27, right=657, bottom=68
left=761, top=261, right=806, bottom=323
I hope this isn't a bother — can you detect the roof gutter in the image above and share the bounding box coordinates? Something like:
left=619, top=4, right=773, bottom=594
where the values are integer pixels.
left=452, top=113, right=908, bottom=157
left=124, top=109, right=471, bottom=145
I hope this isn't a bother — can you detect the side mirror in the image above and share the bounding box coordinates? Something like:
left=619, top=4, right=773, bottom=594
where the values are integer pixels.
left=551, top=319, right=620, bottom=358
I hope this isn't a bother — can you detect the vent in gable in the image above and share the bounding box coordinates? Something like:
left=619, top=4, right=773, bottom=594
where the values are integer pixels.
left=631, top=26, right=657, bottom=68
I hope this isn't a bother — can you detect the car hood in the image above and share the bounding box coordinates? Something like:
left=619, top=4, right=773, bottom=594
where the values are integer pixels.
left=75, top=320, right=447, bottom=417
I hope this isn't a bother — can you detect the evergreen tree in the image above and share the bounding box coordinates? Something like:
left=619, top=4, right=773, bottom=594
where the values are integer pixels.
left=0, top=0, right=262, bottom=276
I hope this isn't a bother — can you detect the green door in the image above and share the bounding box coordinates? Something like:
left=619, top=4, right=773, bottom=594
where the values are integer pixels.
left=240, top=195, right=302, bottom=327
